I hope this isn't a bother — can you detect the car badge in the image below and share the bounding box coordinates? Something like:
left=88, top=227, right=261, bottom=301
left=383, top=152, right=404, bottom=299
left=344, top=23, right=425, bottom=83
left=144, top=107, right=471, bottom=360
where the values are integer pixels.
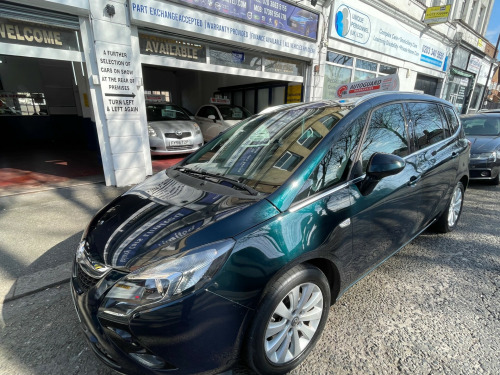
left=176, top=130, right=183, bottom=137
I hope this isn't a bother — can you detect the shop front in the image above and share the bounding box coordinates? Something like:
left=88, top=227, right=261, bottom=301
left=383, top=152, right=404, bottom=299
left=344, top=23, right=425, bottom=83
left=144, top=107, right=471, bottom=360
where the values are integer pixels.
left=323, top=0, right=451, bottom=100
left=443, top=46, right=491, bottom=114
left=75, top=0, right=322, bottom=187
left=0, top=2, right=105, bottom=187
left=130, top=0, right=319, bottom=115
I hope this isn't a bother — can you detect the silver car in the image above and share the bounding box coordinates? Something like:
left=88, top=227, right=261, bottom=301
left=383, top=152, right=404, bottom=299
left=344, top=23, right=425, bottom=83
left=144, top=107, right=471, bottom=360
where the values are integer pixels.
left=195, top=104, right=251, bottom=141
left=147, top=103, right=204, bottom=155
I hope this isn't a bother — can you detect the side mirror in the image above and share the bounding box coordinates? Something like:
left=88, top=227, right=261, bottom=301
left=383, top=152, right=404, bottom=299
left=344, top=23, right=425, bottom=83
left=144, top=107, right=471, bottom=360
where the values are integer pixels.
left=366, top=153, right=405, bottom=180
left=359, top=153, right=405, bottom=195
left=208, top=114, right=217, bottom=122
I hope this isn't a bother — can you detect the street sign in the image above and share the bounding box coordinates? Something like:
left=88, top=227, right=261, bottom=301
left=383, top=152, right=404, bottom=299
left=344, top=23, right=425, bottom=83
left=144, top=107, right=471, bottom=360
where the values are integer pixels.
left=423, top=5, right=451, bottom=25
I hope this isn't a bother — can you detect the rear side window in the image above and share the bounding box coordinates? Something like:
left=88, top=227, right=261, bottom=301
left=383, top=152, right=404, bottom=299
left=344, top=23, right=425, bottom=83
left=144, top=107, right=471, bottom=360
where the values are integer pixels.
left=442, top=106, right=460, bottom=134
left=360, top=103, right=409, bottom=172
left=407, top=102, right=445, bottom=150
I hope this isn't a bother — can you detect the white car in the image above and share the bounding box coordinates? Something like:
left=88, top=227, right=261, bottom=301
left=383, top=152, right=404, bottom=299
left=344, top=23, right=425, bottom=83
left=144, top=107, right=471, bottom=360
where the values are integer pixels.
left=146, top=103, right=204, bottom=155
left=195, top=104, right=251, bottom=141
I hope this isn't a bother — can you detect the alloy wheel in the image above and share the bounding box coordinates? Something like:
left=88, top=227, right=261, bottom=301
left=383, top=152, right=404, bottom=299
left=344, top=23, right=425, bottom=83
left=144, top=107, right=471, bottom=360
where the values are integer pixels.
left=264, top=282, right=324, bottom=364
left=447, top=184, right=463, bottom=227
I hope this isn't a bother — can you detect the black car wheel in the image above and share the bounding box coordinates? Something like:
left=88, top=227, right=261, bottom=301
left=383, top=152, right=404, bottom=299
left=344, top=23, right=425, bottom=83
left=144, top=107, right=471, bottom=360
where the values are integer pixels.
left=246, top=264, right=330, bottom=375
left=491, top=173, right=500, bottom=185
left=432, top=181, right=465, bottom=233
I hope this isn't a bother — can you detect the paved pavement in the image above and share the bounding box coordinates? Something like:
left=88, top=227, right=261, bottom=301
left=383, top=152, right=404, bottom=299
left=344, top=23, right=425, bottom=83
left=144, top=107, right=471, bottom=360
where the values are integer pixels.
left=0, top=181, right=499, bottom=374
left=0, top=183, right=128, bottom=304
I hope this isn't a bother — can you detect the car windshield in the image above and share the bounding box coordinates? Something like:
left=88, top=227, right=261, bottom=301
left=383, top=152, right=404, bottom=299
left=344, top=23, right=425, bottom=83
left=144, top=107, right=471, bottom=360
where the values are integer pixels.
left=216, top=105, right=251, bottom=121
left=180, top=105, right=350, bottom=194
left=146, top=104, right=191, bottom=122
left=462, top=116, right=500, bottom=136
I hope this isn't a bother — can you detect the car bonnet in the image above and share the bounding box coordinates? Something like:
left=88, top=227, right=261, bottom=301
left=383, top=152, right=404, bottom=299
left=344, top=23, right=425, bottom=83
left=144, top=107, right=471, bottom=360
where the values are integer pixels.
left=83, top=171, right=278, bottom=272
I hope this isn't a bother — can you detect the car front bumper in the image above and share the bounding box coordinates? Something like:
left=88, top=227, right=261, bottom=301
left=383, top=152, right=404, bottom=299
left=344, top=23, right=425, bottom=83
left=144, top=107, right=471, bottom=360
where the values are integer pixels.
left=149, top=133, right=204, bottom=155
left=70, top=263, right=252, bottom=375
left=468, top=160, right=499, bottom=180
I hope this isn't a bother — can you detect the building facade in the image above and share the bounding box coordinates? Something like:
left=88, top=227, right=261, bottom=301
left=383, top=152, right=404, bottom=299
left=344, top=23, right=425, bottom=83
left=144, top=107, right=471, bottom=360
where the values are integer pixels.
left=0, top=0, right=497, bottom=187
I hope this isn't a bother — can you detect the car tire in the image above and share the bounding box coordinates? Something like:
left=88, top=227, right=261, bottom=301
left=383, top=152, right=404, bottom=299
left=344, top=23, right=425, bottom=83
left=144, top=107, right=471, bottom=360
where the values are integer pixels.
left=491, top=173, right=500, bottom=185
left=246, top=264, right=330, bottom=375
left=432, top=181, right=465, bottom=233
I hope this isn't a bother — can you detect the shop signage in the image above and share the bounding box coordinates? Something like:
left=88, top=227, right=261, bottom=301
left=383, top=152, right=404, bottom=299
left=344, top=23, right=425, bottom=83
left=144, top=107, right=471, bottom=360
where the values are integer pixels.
left=331, top=0, right=450, bottom=71
left=0, top=18, right=79, bottom=51
left=423, top=5, right=451, bottom=25
left=175, top=0, right=319, bottom=40
left=130, top=0, right=317, bottom=59
left=264, top=57, right=301, bottom=75
left=335, top=74, right=399, bottom=99
left=477, top=61, right=491, bottom=85
left=467, top=55, right=482, bottom=74
left=286, top=84, right=302, bottom=103
left=95, top=43, right=140, bottom=119
left=139, top=33, right=206, bottom=62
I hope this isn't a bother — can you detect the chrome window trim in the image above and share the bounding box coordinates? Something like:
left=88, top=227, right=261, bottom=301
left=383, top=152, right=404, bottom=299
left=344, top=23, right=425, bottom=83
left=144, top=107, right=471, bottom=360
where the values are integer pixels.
left=289, top=182, right=350, bottom=212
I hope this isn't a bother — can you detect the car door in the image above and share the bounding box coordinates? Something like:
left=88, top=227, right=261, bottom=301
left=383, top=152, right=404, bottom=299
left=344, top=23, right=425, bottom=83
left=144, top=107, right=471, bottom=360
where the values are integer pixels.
left=348, top=102, right=422, bottom=284
left=288, top=112, right=367, bottom=287
left=405, top=102, right=457, bottom=228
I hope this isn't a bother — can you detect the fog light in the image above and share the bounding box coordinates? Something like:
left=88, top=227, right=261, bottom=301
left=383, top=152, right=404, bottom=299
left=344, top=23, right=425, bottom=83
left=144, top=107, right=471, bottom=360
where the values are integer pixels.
left=129, top=353, right=165, bottom=369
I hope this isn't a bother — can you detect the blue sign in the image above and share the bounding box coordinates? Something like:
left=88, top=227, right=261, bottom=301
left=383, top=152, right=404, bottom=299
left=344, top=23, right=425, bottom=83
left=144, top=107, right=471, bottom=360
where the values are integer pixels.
left=177, top=0, right=319, bottom=40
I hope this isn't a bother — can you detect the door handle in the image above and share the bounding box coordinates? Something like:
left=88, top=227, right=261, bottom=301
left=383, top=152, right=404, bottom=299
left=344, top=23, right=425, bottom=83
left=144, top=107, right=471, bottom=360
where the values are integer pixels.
left=408, top=175, right=421, bottom=186
left=451, top=152, right=458, bottom=158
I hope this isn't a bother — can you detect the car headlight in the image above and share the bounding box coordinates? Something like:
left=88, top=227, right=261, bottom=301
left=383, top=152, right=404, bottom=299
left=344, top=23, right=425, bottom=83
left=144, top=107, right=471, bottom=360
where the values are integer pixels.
left=100, top=239, right=235, bottom=318
left=148, top=125, right=156, bottom=137
left=471, top=152, right=497, bottom=162
left=193, top=123, right=201, bottom=135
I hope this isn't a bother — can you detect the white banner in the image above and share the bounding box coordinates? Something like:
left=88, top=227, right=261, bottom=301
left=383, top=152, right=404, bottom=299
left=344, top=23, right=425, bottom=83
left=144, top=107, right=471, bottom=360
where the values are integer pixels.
left=330, top=0, right=450, bottom=71
left=129, top=0, right=317, bottom=59
left=335, top=74, right=399, bottom=98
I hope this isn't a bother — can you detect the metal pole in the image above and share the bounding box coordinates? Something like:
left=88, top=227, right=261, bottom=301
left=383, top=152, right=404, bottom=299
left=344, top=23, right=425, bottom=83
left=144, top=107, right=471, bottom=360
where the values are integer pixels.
left=480, top=33, right=500, bottom=110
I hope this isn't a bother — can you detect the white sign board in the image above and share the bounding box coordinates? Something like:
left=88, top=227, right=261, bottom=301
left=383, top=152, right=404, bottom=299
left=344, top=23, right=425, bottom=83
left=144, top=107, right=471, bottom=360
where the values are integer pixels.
left=95, top=42, right=140, bottom=119
left=467, top=55, right=482, bottom=74
left=129, top=0, right=317, bottom=59
left=335, top=74, right=400, bottom=98
left=331, top=0, right=450, bottom=71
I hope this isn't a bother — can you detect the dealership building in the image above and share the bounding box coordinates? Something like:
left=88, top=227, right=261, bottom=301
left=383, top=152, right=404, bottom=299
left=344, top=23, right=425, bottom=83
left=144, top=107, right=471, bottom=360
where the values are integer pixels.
left=0, top=0, right=496, bottom=187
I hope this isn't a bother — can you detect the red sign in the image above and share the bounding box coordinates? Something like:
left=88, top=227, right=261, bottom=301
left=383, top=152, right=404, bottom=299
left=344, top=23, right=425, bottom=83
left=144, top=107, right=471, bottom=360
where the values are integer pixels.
left=335, top=74, right=400, bottom=99
left=209, top=97, right=231, bottom=104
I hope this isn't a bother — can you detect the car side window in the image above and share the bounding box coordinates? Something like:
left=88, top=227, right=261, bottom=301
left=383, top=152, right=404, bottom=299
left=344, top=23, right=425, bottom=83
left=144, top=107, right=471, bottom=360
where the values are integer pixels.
left=198, top=106, right=218, bottom=118
left=294, top=114, right=366, bottom=202
left=407, top=102, right=446, bottom=150
left=442, top=105, right=460, bottom=134
left=360, top=103, right=409, bottom=172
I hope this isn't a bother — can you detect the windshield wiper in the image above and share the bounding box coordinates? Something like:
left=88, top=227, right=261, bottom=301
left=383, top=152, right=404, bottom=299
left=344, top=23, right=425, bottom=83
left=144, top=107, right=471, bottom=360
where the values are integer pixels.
left=174, top=167, right=259, bottom=196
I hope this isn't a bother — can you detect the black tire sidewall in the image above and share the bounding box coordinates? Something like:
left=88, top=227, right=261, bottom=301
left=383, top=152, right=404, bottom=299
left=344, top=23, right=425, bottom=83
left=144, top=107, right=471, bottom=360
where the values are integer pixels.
left=246, top=264, right=331, bottom=375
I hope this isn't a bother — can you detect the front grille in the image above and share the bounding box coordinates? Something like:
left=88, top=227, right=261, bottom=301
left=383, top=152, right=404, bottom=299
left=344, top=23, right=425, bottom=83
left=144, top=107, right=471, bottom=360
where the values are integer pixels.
left=165, top=131, right=191, bottom=139
left=76, top=264, right=100, bottom=292
left=167, top=145, right=193, bottom=151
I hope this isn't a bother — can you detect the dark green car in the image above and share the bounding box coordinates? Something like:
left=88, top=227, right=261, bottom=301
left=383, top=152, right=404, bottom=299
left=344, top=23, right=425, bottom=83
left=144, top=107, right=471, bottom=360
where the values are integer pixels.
left=71, top=92, right=469, bottom=375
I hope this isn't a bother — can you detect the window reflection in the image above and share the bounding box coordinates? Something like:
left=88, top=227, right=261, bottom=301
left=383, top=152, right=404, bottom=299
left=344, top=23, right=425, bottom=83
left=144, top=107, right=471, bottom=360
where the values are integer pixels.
left=361, top=104, right=409, bottom=171
left=184, top=106, right=350, bottom=194
left=407, top=103, right=445, bottom=150
left=295, top=113, right=366, bottom=201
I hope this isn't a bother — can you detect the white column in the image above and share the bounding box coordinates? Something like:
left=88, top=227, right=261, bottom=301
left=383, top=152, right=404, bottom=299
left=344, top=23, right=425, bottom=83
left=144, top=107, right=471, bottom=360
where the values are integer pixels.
left=80, top=0, right=151, bottom=187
